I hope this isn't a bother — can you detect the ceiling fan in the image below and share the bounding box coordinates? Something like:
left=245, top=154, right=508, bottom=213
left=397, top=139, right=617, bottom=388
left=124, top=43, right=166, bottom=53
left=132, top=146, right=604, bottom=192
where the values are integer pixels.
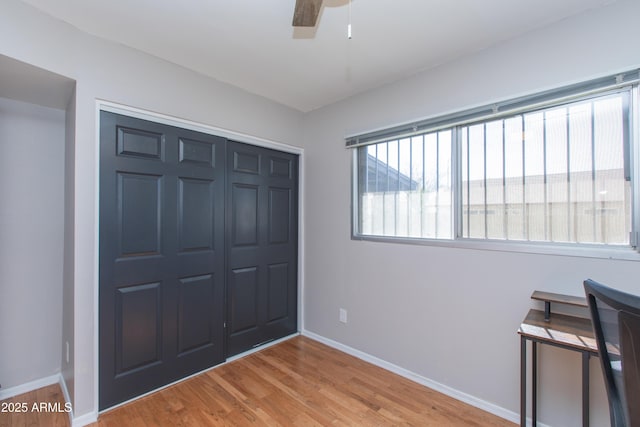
left=292, top=0, right=323, bottom=27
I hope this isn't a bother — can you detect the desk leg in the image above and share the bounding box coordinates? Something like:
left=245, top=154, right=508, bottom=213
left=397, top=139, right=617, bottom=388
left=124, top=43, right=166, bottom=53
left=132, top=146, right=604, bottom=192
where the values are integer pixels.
left=521, top=336, right=526, bottom=427
left=532, top=341, right=537, bottom=427
left=582, top=352, right=590, bottom=427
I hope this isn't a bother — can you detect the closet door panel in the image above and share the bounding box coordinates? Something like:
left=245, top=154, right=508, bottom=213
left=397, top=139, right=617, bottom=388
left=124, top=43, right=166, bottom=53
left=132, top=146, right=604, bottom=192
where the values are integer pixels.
left=226, top=141, right=298, bottom=356
left=100, top=112, right=225, bottom=410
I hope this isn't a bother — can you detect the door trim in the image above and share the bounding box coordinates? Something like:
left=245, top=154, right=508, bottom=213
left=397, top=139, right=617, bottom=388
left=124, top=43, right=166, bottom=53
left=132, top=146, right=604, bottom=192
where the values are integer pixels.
left=94, top=99, right=305, bottom=413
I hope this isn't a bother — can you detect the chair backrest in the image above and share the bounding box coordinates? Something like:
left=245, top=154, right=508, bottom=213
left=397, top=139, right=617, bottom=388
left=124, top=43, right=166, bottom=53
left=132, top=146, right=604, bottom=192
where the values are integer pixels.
left=584, top=279, right=640, bottom=427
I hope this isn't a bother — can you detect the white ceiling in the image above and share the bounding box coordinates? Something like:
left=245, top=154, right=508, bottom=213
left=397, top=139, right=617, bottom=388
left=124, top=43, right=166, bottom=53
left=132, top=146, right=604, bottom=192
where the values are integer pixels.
left=21, top=0, right=615, bottom=112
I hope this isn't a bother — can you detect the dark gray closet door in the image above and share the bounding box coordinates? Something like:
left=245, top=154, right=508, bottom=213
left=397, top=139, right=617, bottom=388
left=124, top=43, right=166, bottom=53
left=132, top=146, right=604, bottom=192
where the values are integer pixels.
left=226, top=141, right=298, bottom=356
left=99, top=112, right=225, bottom=410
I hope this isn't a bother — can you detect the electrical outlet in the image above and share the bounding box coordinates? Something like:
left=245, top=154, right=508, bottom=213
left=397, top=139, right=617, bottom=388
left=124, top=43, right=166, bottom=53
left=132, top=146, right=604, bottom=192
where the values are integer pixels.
left=339, top=308, right=348, bottom=323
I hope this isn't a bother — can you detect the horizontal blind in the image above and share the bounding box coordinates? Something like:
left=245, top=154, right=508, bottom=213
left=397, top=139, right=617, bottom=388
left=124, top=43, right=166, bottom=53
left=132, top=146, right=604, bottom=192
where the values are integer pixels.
left=345, top=69, right=640, bottom=149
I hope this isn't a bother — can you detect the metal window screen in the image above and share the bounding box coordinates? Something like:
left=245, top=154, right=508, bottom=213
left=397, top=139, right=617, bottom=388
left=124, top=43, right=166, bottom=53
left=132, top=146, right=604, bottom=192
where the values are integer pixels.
left=460, top=92, right=631, bottom=245
left=358, top=131, right=453, bottom=239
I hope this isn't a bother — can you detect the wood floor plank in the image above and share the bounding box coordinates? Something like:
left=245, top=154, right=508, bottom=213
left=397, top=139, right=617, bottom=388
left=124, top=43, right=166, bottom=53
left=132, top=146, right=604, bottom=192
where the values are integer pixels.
left=0, top=383, right=69, bottom=427
left=92, top=336, right=515, bottom=426
left=1, top=337, right=516, bottom=426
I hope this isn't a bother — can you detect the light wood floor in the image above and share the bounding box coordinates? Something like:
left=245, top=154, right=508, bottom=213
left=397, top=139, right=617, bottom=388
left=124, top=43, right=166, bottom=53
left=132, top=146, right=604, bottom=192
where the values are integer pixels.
left=1, top=336, right=515, bottom=426
left=0, top=382, right=69, bottom=427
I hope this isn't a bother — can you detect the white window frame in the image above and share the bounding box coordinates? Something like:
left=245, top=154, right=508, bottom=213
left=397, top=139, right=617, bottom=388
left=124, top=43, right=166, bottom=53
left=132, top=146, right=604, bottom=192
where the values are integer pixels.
left=349, top=72, right=640, bottom=261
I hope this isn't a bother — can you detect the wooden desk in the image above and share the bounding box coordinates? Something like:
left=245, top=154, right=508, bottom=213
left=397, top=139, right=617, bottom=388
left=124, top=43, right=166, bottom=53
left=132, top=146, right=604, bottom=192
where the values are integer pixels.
left=518, top=308, right=598, bottom=427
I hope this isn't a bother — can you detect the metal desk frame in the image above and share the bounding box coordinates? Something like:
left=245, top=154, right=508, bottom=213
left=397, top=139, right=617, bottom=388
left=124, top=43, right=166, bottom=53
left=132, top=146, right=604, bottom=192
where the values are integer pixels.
left=519, top=302, right=598, bottom=427
left=520, top=333, right=594, bottom=427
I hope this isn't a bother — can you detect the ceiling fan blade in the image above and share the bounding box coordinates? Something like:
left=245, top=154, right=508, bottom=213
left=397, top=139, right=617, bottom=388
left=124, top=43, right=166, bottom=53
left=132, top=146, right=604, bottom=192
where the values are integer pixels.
left=292, top=0, right=323, bottom=27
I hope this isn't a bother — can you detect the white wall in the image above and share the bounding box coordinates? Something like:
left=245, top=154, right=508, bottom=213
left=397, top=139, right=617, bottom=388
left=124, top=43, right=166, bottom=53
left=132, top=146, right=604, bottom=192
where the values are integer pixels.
left=302, top=1, right=640, bottom=426
left=0, top=97, right=65, bottom=389
left=0, top=0, right=304, bottom=421
left=62, top=88, right=76, bottom=402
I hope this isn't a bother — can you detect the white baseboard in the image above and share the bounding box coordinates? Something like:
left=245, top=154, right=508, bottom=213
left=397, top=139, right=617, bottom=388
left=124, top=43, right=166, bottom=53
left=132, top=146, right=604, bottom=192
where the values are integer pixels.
left=58, top=375, right=72, bottom=408
left=72, top=411, right=98, bottom=427
left=57, top=374, right=98, bottom=427
left=58, top=374, right=73, bottom=426
left=0, top=374, right=60, bottom=400
left=301, top=329, right=550, bottom=427
left=1, top=334, right=548, bottom=427
left=0, top=373, right=97, bottom=427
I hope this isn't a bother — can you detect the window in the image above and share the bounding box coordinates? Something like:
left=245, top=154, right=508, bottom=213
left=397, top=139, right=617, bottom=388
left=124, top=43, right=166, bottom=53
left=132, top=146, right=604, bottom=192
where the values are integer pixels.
left=357, top=130, right=453, bottom=239
left=350, top=72, right=639, bottom=252
left=461, top=93, right=630, bottom=244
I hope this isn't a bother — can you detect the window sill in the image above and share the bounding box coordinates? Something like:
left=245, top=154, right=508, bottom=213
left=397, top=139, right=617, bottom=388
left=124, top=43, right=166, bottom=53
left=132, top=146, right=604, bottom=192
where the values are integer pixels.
left=351, top=234, right=640, bottom=262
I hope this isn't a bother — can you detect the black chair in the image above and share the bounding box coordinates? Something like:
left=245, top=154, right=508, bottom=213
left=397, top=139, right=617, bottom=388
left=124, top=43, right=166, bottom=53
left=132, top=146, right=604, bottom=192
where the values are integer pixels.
left=583, top=279, right=640, bottom=427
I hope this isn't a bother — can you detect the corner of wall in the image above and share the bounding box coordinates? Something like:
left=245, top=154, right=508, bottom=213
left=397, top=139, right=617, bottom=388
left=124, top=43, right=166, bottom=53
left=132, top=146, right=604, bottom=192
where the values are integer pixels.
left=62, top=85, right=77, bottom=407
